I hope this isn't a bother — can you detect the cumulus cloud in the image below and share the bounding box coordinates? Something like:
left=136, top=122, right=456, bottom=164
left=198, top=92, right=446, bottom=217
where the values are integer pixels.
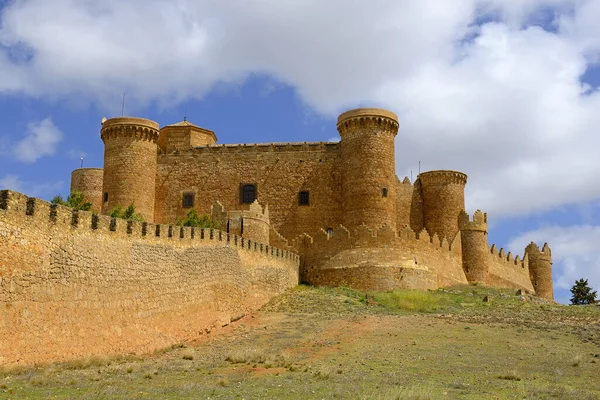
left=0, top=175, right=24, bottom=192
left=508, top=225, right=600, bottom=303
left=1, top=1, right=600, bottom=217
left=13, top=118, right=63, bottom=163
left=0, top=174, right=63, bottom=199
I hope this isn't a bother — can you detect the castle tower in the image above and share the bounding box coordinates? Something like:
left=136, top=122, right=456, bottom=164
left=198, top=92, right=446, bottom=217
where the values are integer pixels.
left=100, top=117, right=159, bottom=222
left=418, top=170, right=467, bottom=241
left=459, top=210, right=489, bottom=284
left=338, top=108, right=399, bottom=232
left=525, top=242, right=554, bottom=300
left=70, top=168, right=104, bottom=212
left=157, top=120, right=217, bottom=154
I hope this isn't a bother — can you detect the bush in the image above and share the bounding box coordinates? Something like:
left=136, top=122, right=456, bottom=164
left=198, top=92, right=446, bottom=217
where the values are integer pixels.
left=177, top=208, right=220, bottom=229
left=109, top=204, right=144, bottom=222
left=51, top=191, right=92, bottom=211
left=570, top=278, right=597, bottom=305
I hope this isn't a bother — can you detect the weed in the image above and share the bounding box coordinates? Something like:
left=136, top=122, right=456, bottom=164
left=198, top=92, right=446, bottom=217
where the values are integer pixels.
left=217, top=377, right=228, bottom=387
left=497, top=372, right=522, bottom=381
left=182, top=349, right=195, bottom=361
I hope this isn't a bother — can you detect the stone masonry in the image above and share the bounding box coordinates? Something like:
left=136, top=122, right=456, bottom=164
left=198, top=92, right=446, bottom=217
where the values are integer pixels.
left=67, top=107, right=554, bottom=301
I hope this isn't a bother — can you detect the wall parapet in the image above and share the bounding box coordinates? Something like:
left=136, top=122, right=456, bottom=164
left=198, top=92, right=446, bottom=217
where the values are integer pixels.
left=459, top=210, right=488, bottom=232
left=298, top=223, right=461, bottom=254
left=0, top=190, right=298, bottom=263
left=182, top=141, right=340, bottom=155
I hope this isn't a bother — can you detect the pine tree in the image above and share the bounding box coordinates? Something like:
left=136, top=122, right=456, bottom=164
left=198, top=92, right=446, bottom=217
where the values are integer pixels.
left=569, top=278, right=598, bottom=305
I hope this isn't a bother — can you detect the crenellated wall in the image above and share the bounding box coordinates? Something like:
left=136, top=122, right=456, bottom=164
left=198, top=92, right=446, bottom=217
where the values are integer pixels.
left=486, top=244, right=534, bottom=292
left=295, top=224, right=467, bottom=291
left=0, top=190, right=298, bottom=366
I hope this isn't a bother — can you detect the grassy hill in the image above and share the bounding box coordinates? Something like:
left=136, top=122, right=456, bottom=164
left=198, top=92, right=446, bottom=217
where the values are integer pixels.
left=1, top=285, right=599, bottom=399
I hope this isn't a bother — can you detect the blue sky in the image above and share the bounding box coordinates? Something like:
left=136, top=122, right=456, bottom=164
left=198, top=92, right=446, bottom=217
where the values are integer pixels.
left=1, top=0, right=600, bottom=303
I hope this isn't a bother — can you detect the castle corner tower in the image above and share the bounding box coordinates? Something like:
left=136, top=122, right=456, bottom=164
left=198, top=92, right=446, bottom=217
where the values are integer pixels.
left=525, top=242, right=554, bottom=301
left=418, top=170, right=467, bottom=241
left=459, top=210, right=489, bottom=284
left=338, top=108, right=399, bottom=232
left=100, top=117, right=159, bottom=222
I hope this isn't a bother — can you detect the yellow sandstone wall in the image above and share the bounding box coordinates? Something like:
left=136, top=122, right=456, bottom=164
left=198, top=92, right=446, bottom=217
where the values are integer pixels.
left=155, top=142, right=342, bottom=241
left=0, top=190, right=298, bottom=366
left=298, top=224, right=468, bottom=291
left=485, top=245, right=535, bottom=292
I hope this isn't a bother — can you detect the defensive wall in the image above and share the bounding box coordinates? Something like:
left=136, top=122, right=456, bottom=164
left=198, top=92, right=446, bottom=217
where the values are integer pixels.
left=0, top=190, right=298, bottom=366
left=293, top=210, right=538, bottom=294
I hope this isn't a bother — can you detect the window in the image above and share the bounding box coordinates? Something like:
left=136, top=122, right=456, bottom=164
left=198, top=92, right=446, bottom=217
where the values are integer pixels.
left=182, top=193, right=194, bottom=208
left=326, top=227, right=333, bottom=237
left=382, top=187, right=388, bottom=197
left=299, top=191, right=310, bottom=206
left=103, top=192, right=108, bottom=203
left=241, top=184, right=257, bottom=204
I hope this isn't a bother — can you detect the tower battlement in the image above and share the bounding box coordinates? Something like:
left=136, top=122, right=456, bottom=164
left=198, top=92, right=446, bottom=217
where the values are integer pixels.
left=418, top=170, right=468, bottom=186
left=337, top=108, right=399, bottom=136
left=458, top=210, right=488, bottom=232
left=100, top=117, right=160, bottom=142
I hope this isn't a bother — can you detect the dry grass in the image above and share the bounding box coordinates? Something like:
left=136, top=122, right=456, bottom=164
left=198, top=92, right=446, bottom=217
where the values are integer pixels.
left=1, top=285, right=599, bottom=399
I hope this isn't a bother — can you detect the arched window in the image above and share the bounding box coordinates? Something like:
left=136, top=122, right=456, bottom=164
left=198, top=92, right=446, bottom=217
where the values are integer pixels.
left=241, top=184, right=257, bottom=204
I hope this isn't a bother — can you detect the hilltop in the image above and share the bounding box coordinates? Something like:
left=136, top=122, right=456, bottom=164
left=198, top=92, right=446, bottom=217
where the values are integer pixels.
left=1, top=285, right=599, bottom=399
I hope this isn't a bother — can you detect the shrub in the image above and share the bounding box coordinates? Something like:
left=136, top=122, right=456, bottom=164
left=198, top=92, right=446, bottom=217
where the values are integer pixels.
left=51, top=190, right=92, bottom=211
left=109, top=204, right=144, bottom=222
left=177, top=208, right=220, bottom=229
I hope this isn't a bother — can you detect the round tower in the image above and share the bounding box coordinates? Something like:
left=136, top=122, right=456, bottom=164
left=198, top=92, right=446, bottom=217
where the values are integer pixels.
left=100, top=117, right=159, bottom=222
left=525, top=242, right=554, bottom=300
left=418, top=170, right=467, bottom=241
left=338, top=108, right=399, bottom=232
left=459, top=210, right=489, bottom=284
left=70, top=168, right=104, bottom=212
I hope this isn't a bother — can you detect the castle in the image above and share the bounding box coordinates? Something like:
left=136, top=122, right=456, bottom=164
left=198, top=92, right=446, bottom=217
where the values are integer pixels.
left=0, top=107, right=554, bottom=366
left=71, top=108, right=553, bottom=301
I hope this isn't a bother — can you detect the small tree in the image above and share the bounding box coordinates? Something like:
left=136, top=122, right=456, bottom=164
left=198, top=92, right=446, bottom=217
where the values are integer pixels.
left=570, top=278, right=597, bottom=305
left=109, top=203, right=145, bottom=222
left=177, top=208, right=221, bottom=229
left=51, top=191, right=92, bottom=211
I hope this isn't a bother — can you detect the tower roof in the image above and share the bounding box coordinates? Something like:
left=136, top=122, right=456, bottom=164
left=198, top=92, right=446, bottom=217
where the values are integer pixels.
left=165, top=120, right=202, bottom=128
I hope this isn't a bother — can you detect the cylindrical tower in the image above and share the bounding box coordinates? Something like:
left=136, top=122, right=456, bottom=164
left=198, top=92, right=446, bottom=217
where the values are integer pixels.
left=525, top=242, right=554, bottom=300
left=418, top=170, right=467, bottom=241
left=100, top=117, right=159, bottom=222
left=459, top=210, right=489, bottom=284
left=338, top=108, right=399, bottom=232
left=70, top=168, right=104, bottom=212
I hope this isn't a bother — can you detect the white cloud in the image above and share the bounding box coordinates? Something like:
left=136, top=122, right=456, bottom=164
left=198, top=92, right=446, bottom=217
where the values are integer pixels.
left=13, top=118, right=63, bottom=163
left=1, top=1, right=600, bottom=217
left=0, top=174, right=63, bottom=199
left=508, top=225, right=600, bottom=303
left=0, top=175, right=24, bottom=192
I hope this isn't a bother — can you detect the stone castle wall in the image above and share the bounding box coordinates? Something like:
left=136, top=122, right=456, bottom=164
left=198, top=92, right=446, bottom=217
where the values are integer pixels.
left=486, top=244, right=534, bottom=291
left=0, top=190, right=298, bottom=366
left=155, top=142, right=343, bottom=241
left=295, top=221, right=536, bottom=293
left=296, top=225, right=467, bottom=291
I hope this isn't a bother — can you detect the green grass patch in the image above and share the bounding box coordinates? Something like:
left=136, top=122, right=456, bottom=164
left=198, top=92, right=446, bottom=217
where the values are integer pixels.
left=373, top=290, right=462, bottom=313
